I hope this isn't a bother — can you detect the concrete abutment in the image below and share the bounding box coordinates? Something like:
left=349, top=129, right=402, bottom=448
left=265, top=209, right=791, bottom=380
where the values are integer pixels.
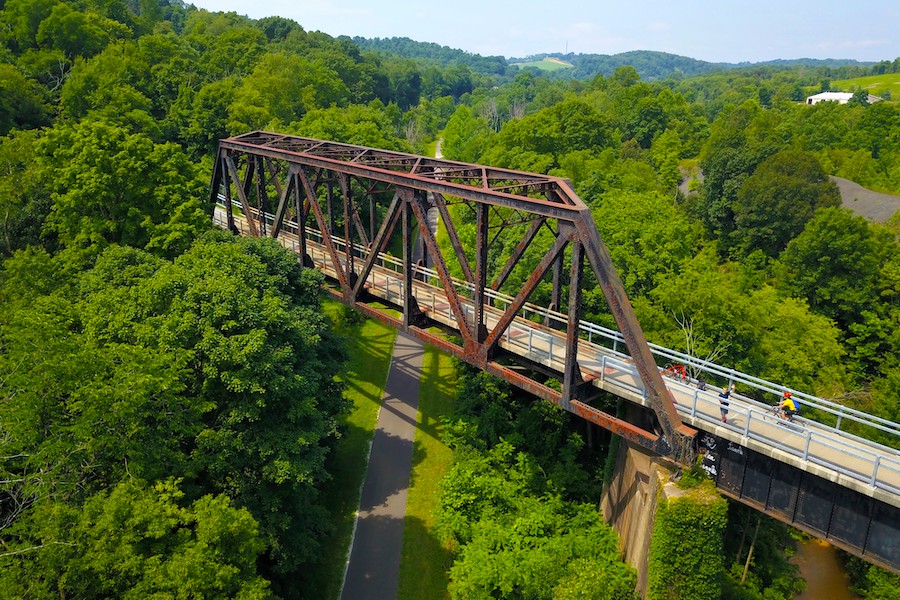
left=600, top=440, right=674, bottom=598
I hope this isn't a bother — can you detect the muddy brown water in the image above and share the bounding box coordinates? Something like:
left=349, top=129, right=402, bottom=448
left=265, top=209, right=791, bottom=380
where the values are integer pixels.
left=793, top=539, right=859, bottom=599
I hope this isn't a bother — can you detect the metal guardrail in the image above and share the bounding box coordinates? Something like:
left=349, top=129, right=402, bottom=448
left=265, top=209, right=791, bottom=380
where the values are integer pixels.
left=214, top=203, right=900, bottom=496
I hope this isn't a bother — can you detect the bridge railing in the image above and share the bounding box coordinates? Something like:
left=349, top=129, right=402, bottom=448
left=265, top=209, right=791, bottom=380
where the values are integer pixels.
left=214, top=204, right=900, bottom=484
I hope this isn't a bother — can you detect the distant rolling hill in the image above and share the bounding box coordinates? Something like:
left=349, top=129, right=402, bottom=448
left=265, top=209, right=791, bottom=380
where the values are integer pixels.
left=351, top=36, right=875, bottom=82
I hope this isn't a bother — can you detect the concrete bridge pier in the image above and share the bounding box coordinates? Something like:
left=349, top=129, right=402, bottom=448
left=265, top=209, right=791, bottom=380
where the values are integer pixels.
left=600, top=439, right=675, bottom=598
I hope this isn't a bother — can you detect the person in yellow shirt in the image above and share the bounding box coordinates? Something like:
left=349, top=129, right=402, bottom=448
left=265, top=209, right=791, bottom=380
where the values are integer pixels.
left=777, top=392, right=798, bottom=422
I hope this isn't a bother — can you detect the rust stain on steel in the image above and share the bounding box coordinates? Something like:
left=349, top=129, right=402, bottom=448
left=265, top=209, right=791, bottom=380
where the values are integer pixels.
left=473, top=202, right=488, bottom=343
left=562, top=240, right=585, bottom=407
left=569, top=400, right=661, bottom=450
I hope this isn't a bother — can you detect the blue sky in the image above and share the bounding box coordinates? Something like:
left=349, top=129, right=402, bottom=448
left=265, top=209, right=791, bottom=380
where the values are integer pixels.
left=189, top=0, right=900, bottom=63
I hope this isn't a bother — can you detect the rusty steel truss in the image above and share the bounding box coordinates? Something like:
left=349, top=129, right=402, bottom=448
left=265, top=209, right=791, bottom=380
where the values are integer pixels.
left=210, top=131, right=696, bottom=460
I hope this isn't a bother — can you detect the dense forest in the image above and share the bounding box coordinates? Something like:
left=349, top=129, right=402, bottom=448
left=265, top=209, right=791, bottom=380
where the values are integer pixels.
left=1, top=0, right=899, bottom=597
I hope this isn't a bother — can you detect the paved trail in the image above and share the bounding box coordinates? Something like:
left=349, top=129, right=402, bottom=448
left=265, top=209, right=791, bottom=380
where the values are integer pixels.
left=340, top=333, right=424, bottom=600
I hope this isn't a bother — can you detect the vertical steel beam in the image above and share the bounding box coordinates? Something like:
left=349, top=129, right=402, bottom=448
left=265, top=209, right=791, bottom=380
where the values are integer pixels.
left=217, top=151, right=235, bottom=233
left=402, top=191, right=415, bottom=330
left=562, top=240, right=585, bottom=410
left=369, top=195, right=376, bottom=243
left=341, top=175, right=355, bottom=290
left=256, top=155, right=268, bottom=237
left=473, top=202, right=489, bottom=342
left=209, top=149, right=224, bottom=211
left=326, top=180, right=334, bottom=237
left=294, top=172, right=308, bottom=265
left=551, top=252, right=563, bottom=312
left=225, top=153, right=258, bottom=237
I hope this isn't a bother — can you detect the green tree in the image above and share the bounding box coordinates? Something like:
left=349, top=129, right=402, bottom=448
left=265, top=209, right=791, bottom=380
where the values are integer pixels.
left=289, top=104, right=411, bottom=151
left=192, top=25, right=266, bottom=80
left=732, top=149, right=840, bottom=257
left=626, top=95, right=668, bottom=148
left=181, top=77, right=238, bottom=157
left=695, top=100, right=782, bottom=251
left=441, top=105, right=494, bottom=163
left=589, top=189, right=703, bottom=297
left=848, top=89, right=870, bottom=107
left=0, top=0, right=59, bottom=52
left=0, top=130, right=51, bottom=254
left=640, top=249, right=847, bottom=393
left=778, top=207, right=881, bottom=328
left=227, top=51, right=349, bottom=132
left=448, top=497, right=636, bottom=600
left=38, top=120, right=209, bottom=255
left=437, top=440, right=635, bottom=600
left=35, top=2, right=130, bottom=58
left=482, top=97, right=613, bottom=171
left=0, top=479, right=273, bottom=598
left=647, top=480, right=728, bottom=600
left=119, top=234, right=349, bottom=570
left=0, top=63, right=50, bottom=135
left=0, top=233, right=350, bottom=582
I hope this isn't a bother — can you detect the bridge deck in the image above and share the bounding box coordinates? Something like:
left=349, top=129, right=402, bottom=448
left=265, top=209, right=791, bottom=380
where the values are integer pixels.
left=214, top=207, right=900, bottom=510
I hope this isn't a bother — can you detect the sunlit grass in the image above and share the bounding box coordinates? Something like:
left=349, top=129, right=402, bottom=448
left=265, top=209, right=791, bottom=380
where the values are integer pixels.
left=830, top=72, right=900, bottom=98
left=510, top=57, right=574, bottom=71
left=398, top=346, right=457, bottom=600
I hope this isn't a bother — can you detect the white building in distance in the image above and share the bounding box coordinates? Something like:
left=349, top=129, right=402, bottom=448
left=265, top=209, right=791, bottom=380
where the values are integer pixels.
left=805, top=91, right=882, bottom=105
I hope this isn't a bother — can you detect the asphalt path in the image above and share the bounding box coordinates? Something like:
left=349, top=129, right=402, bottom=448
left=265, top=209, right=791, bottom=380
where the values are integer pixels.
left=340, top=332, right=424, bottom=600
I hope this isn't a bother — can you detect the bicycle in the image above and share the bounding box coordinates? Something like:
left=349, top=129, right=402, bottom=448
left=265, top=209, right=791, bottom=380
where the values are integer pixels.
left=770, top=405, right=800, bottom=427
left=662, top=363, right=688, bottom=382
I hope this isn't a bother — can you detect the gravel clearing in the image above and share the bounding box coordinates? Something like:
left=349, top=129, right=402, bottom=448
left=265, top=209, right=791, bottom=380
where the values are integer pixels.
left=831, top=176, right=900, bottom=223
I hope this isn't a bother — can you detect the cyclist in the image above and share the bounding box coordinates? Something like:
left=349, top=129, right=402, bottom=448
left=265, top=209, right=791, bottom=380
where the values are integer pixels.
left=776, top=392, right=798, bottom=423
left=664, top=363, right=688, bottom=381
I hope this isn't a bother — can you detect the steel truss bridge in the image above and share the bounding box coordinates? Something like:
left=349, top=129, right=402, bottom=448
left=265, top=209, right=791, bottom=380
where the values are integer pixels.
left=211, top=132, right=900, bottom=571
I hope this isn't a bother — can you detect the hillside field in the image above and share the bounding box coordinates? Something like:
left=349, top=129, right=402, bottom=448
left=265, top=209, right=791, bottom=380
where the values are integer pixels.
left=511, top=57, right=574, bottom=71
left=831, top=72, right=900, bottom=98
